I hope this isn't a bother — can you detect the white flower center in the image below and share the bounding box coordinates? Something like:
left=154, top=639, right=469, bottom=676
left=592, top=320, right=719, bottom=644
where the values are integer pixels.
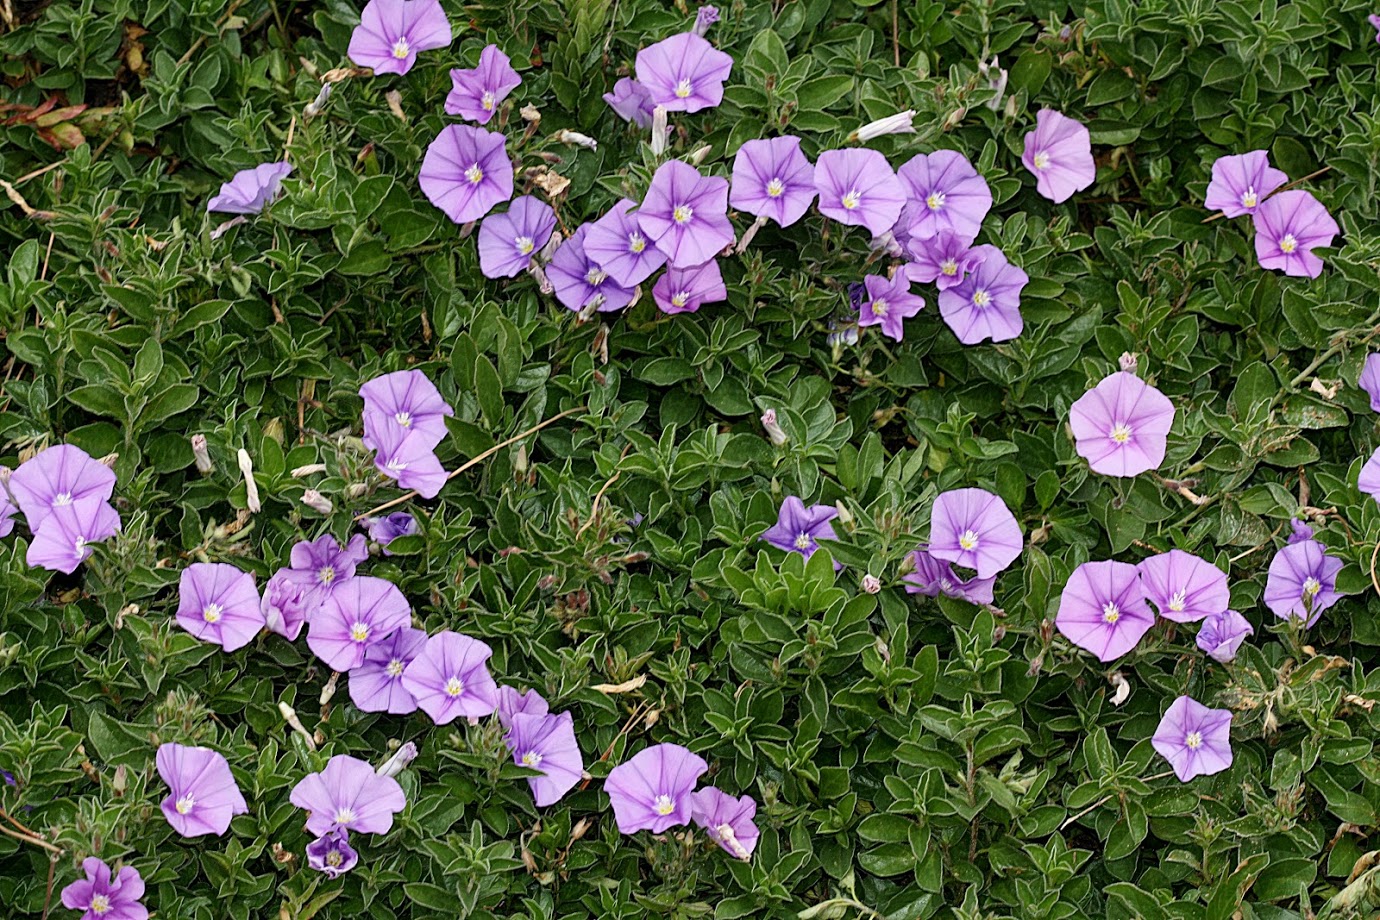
left=1168, top=590, right=1186, bottom=613
left=926, top=192, right=945, bottom=210
left=464, top=164, right=484, bottom=185
left=391, top=38, right=410, bottom=60
left=202, top=604, right=222, bottom=624
left=53, top=491, right=73, bottom=506
left=1279, top=233, right=1297, bottom=254
left=1102, top=602, right=1120, bottom=624
left=672, top=205, right=694, bottom=225
left=871, top=298, right=888, bottom=317
left=793, top=533, right=811, bottom=550
left=671, top=292, right=689, bottom=308
left=1302, top=576, right=1321, bottom=598
left=385, top=658, right=405, bottom=678
left=940, top=259, right=957, bottom=276
left=958, top=529, right=979, bottom=551
left=628, top=232, right=647, bottom=254
left=74, top=536, right=87, bottom=554
left=444, top=676, right=465, bottom=697
left=1241, top=187, right=1257, bottom=208
left=1032, top=151, right=1050, bottom=170
left=521, top=751, right=543, bottom=767
left=766, top=177, right=785, bottom=198
left=1109, top=423, right=1133, bottom=444
left=175, top=793, right=195, bottom=815
left=395, top=411, right=412, bottom=428
left=350, top=622, right=370, bottom=642
left=515, top=235, right=535, bottom=255
left=971, top=289, right=991, bottom=308
left=585, top=268, right=607, bottom=287
left=675, top=78, right=692, bottom=99
left=653, top=794, right=675, bottom=815
left=482, top=91, right=496, bottom=112
left=91, top=895, right=112, bottom=915
left=333, top=807, right=357, bottom=825
left=841, top=189, right=861, bottom=210
left=385, top=457, right=408, bottom=472
left=317, top=565, right=336, bottom=586
left=1185, top=731, right=1202, bottom=750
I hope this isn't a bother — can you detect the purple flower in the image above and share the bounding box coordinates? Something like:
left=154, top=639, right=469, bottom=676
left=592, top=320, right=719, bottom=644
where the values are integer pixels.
left=1371, top=13, right=1380, bottom=44
left=814, top=149, right=906, bottom=236
left=547, top=224, right=637, bottom=314
left=936, top=244, right=1028, bottom=344
left=897, top=150, right=991, bottom=244
left=638, top=160, right=734, bottom=268
left=693, top=5, right=719, bottom=37
left=603, top=78, right=656, bottom=128
left=1196, top=610, right=1254, bottom=663
left=289, top=533, right=370, bottom=594
left=347, top=0, right=451, bottom=76
left=401, top=630, right=500, bottom=724
left=585, top=199, right=668, bottom=286
left=1068, top=371, right=1175, bottom=477
left=761, top=496, right=839, bottom=565
left=306, top=575, right=412, bottom=671
left=1136, top=550, right=1229, bottom=623
left=306, top=829, right=359, bottom=879
left=156, top=743, right=248, bottom=838
left=207, top=162, right=293, bottom=215
left=1054, top=560, right=1155, bottom=661
left=361, top=370, right=453, bottom=454
left=496, top=685, right=549, bottom=729
left=504, top=711, right=584, bottom=806
left=26, top=496, right=121, bottom=575
left=445, top=45, right=521, bottom=123
left=176, top=562, right=264, bottom=652
left=604, top=742, right=708, bottom=833
left=1287, top=518, right=1314, bottom=544
left=1359, top=446, right=1380, bottom=504
left=368, top=424, right=449, bottom=499
left=856, top=272, right=924, bottom=342
left=290, top=754, right=407, bottom=836
left=635, top=32, right=733, bottom=113
left=1151, top=695, right=1233, bottom=782
left=904, top=231, right=976, bottom=291
left=477, top=195, right=556, bottom=279
left=0, top=479, right=14, bottom=539
left=653, top=259, right=726, bottom=314
left=419, top=125, right=513, bottom=224
left=902, top=548, right=995, bottom=605
left=1359, top=354, right=1380, bottom=413
left=60, top=858, right=147, bottom=920
left=363, top=512, right=419, bottom=554
left=691, top=787, right=758, bottom=859
left=348, top=626, right=428, bottom=714
left=729, top=136, right=816, bottom=228
left=1203, top=151, right=1287, bottom=218
left=261, top=569, right=314, bottom=641
left=1021, top=109, right=1095, bottom=203
left=1263, top=538, right=1342, bottom=627
left=928, top=488, right=1022, bottom=579
left=9, top=444, right=116, bottom=532
left=1252, top=189, right=1340, bottom=279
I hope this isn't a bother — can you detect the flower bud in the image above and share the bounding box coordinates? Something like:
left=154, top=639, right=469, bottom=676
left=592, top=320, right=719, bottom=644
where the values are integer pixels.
left=290, top=463, right=327, bottom=478
left=861, top=574, right=881, bottom=594
left=376, top=741, right=419, bottom=778
left=761, top=409, right=788, bottom=446
left=692, top=5, right=719, bottom=37
left=1119, top=352, right=1138, bottom=373
left=99, top=452, right=119, bottom=469
left=1109, top=671, right=1131, bottom=706
left=304, top=83, right=332, bottom=119
left=301, top=490, right=333, bottom=514
left=852, top=110, right=917, bottom=142
left=978, top=56, right=1008, bottom=111
left=555, top=129, right=598, bottom=150
left=238, top=449, right=261, bottom=512
left=521, top=103, right=542, bottom=125
left=688, top=144, right=712, bottom=166
left=650, top=105, right=669, bottom=155
left=943, top=107, right=966, bottom=130
left=191, top=435, right=214, bottom=474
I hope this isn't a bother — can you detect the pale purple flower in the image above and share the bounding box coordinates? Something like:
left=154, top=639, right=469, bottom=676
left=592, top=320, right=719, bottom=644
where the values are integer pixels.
left=1151, top=695, right=1233, bottom=782
left=261, top=569, right=314, bottom=641
left=10, top=444, right=117, bottom=531
left=1203, top=151, right=1287, bottom=218
left=1288, top=519, right=1315, bottom=544
left=26, top=496, right=121, bottom=575
left=419, top=125, right=513, bottom=224
left=401, top=630, right=500, bottom=724
left=306, top=829, right=359, bottom=879
left=1068, top=371, right=1175, bottom=477
left=1022, top=109, right=1095, bottom=203
left=477, top=195, right=556, bottom=279
left=368, top=424, right=449, bottom=499
left=761, top=496, right=839, bottom=565
left=445, top=45, right=521, bottom=123
left=585, top=199, right=668, bottom=287
left=61, top=858, right=147, bottom=920
left=306, top=575, right=412, bottom=672
left=856, top=272, right=924, bottom=342
left=691, top=787, right=758, bottom=859
left=635, top=32, right=733, bottom=113
left=814, top=149, right=906, bottom=236
left=604, top=742, right=708, bottom=833
left=347, top=0, right=452, bottom=76
left=1359, top=354, right=1380, bottom=413
left=936, top=245, right=1028, bottom=344
left=289, top=533, right=370, bottom=594
left=496, top=685, right=549, bottom=729
left=1137, top=550, right=1229, bottom=623
left=1263, top=538, right=1342, bottom=627
left=206, top=162, right=293, bottom=215
left=729, top=136, right=816, bottom=228
left=603, top=78, right=656, bottom=128
left=1252, top=190, right=1340, bottom=279
left=692, top=6, right=719, bottom=37
left=0, top=479, right=13, bottom=539
left=361, top=369, right=452, bottom=452
left=1371, top=13, right=1380, bottom=43
left=638, top=160, right=734, bottom=268
left=928, top=488, right=1022, bottom=579
left=904, top=231, right=976, bottom=291
left=156, top=743, right=248, bottom=838
left=176, top=562, right=264, bottom=652
left=902, top=548, right=995, bottom=605
left=363, top=512, right=419, bottom=554
left=290, top=754, right=407, bottom=836
left=547, top=224, right=637, bottom=313
left=897, top=150, right=991, bottom=244
left=653, top=259, right=726, bottom=314
left=348, top=626, right=428, bottom=714
left=1359, top=446, right=1380, bottom=504
left=1054, top=560, right=1155, bottom=661
left=1196, top=610, right=1254, bottom=663
left=505, top=711, right=583, bottom=806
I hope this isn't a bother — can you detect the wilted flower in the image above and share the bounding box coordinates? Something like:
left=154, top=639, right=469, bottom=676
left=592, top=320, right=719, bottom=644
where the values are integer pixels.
left=401, top=630, right=500, bottom=724
left=1263, top=536, right=1341, bottom=627
left=1196, top=610, right=1254, bottom=663
left=1358, top=353, right=1380, bottom=412
left=905, top=231, right=976, bottom=291
left=419, top=125, right=514, bottom=224
left=1068, top=371, right=1175, bottom=477
left=504, top=711, right=584, bottom=806
left=477, top=195, right=557, bottom=279
left=1055, top=560, right=1155, bottom=661
left=1203, top=150, right=1287, bottom=218
left=638, top=160, right=734, bottom=268
left=761, top=496, right=840, bottom=566
left=760, top=409, right=788, bottom=446
left=928, top=488, right=1022, bottom=579
left=156, top=743, right=248, bottom=838
left=585, top=199, right=668, bottom=287
left=306, top=576, right=412, bottom=671
left=729, top=136, right=816, bottom=229
left=814, top=148, right=906, bottom=236
left=856, top=272, right=925, bottom=342
left=261, top=569, right=314, bottom=641
left=635, top=32, right=733, bottom=113
left=897, top=150, right=992, bottom=244
left=547, top=224, right=637, bottom=313
left=60, top=858, right=147, bottom=920
left=362, top=512, right=420, bottom=554
left=603, top=78, right=656, bottom=128
left=653, top=258, right=727, bottom=314
left=936, top=245, right=1028, bottom=344
left=1137, top=549, right=1229, bottom=623
left=306, top=829, right=359, bottom=879
left=902, top=547, right=996, bottom=605
left=207, top=162, right=293, bottom=214
left=1021, top=109, right=1095, bottom=203
left=26, top=496, right=121, bottom=574
left=1252, top=190, right=1340, bottom=279
left=691, top=787, right=758, bottom=859
left=445, top=44, right=521, bottom=124
left=854, top=110, right=916, bottom=141
left=1151, top=695, right=1233, bottom=782
left=860, top=573, right=882, bottom=594
left=495, top=685, right=549, bottom=729
left=290, top=754, right=407, bottom=836
left=348, top=626, right=428, bottom=714
left=604, top=742, right=708, bottom=833
left=9, top=444, right=117, bottom=531
left=176, top=562, right=264, bottom=652
left=347, top=0, right=451, bottom=76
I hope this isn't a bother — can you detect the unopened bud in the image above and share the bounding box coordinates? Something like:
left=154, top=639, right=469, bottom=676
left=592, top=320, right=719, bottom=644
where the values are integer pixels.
left=538, top=229, right=563, bottom=262
left=345, top=482, right=367, bottom=499
left=320, top=671, right=340, bottom=707
left=870, top=230, right=903, bottom=258
left=688, top=144, right=712, bottom=166
left=943, top=107, right=966, bottom=130
left=761, top=409, right=788, bottom=446
left=301, top=490, right=333, bottom=514
left=852, top=110, right=916, bottom=142
left=570, top=817, right=592, bottom=842
left=834, top=502, right=853, bottom=527
left=555, top=129, right=598, bottom=150
left=978, top=56, right=1008, bottom=111
left=376, top=741, right=419, bottom=778
left=99, top=453, right=119, bottom=469
left=112, top=764, right=127, bottom=796
left=861, top=574, right=881, bottom=594
left=304, top=82, right=332, bottom=119
left=1119, top=352, right=1138, bottom=373
left=278, top=702, right=317, bottom=750
left=520, top=103, right=542, bottom=125
left=514, top=443, right=528, bottom=475
left=650, top=105, right=669, bottom=155
left=238, top=449, right=261, bottom=512
left=290, top=463, right=327, bottom=478
left=527, top=262, right=554, bottom=294
left=385, top=89, right=406, bottom=122
left=1109, top=671, right=1130, bottom=706
left=692, top=5, right=719, bottom=37
left=191, top=435, right=214, bottom=474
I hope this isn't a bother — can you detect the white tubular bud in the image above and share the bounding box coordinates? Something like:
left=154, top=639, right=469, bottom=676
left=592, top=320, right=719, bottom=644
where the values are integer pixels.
left=650, top=105, right=669, bottom=155
left=191, top=435, right=214, bottom=474
left=376, top=741, right=419, bottom=778
left=237, top=449, right=261, bottom=512
left=853, top=109, right=916, bottom=142
left=300, top=490, right=333, bottom=514
left=555, top=129, right=598, bottom=150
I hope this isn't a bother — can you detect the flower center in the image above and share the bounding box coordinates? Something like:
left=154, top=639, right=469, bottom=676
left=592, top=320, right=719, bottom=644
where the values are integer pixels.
left=1109, top=423, right=1133, bottom=444
left=585, top=268, right=607, bottom=287
left=333, top=807, right=357, bottom=825
left=317, top=565, right=336, bottom=586
left=175, top=793, right=195, bottom=815
left=521, top=751, right=543, bottom=767
left=766, top=177, right=785, bottom=198
left=391, top=38, right=410, bottom=60
left=91, top=895, right=112, bottom=915
left=653, top=794, right=675, bottom=815
left=395, top=410, right=412, bottom=428
left=672, top=205, right=694, bottom=225
left=1185, top=731, right=1202, bottom=750
left=202, top=604, right=222, bottom=624
left=1102, top=602, right=1120, bottom=624
left=1302, top=576, right=1321, bottom=598
left=793, top=532, right=812, bottom=550
left=940, top=259, right=957, bottom=276
left=628, top=232, right=647, bottom=254
left=464, top=164, right=484, bottom=185
left=515, top=235, right=535, bottom=255
left=971, top=289, right=991, bottom=308
left=1032, top=151, right=1050, bottom=170
left=385, top=658, right=405, bottom=678
left=671, top=292, right=689, bottom=308
left=482, top=90, right=496, bottom=112
left=1168, top=590, right=1186, bottom=613
left=1279, top=233, right=1298, bottom=254
left=53, top=491, right=73, bottom=506
left=74, top=536, right=87, bottom=554
left=926, top=192, right=945, bottom=211
left=958, top=529, right=979, bottom=551
left=870, top=298, right=888, bottom=317
left=675, top=78, right=692, bottom=98
left=326, top=850, right=343, bottom=867
left=1241, top=187, right=1257, bottom=208
left=841, top=189, right=861, bottom=210
left=444, top=676, right=465, bottom=697
left=385, top=457, right=408, bottom=472
left=350, top=621, right=370, bottom=642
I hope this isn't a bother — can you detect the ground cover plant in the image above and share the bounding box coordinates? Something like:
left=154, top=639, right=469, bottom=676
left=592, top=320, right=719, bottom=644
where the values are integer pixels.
left=4, top=0, right=1380, bottom=917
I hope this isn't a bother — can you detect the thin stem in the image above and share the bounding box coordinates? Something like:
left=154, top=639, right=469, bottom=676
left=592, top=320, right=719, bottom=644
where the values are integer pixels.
left=0, top=821, right=63, bottom=854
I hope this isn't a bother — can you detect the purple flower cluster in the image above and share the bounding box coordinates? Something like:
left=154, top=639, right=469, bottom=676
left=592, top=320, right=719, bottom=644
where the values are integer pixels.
left=5, top=445, right=121, bottom=575
left=360, top=369, right=455, bottom=498
left=1204, top=150, right=1339, bottom=278
left=497, top=686, right=585, bottom=807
